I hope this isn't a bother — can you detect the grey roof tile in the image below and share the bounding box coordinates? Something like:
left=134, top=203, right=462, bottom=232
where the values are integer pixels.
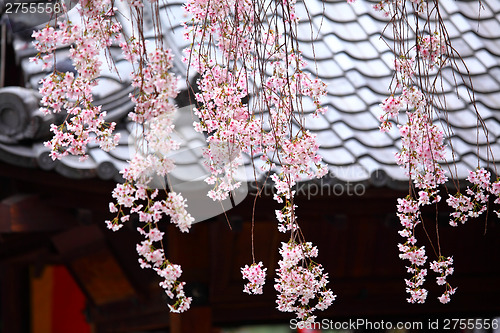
left=332, top=122, right=355, bottom=141
left=315, top=129, right=343, bottom=148
left=295, top=1, right=313, bottom=20
left=357, top=155, right=381, bottom=174
left=299, top=41, right=333, bottom=60
left=475, top=102, right=495, bottom=120
left=369, top=146, right=400, bottom=165
left=488, top=67, right=500, bottom=86
left=448, top=137, right=473, bottom=157
left=439, top=0, right=460, bottom=15
left=476, top=92, right=500, bottom=110
left=463, top=31, right=486, bottom=50
left=357, top=87, right=382, bottom=106
left=444, top=161, right=473, bottom=180
left=327, top=21, right=368, bottom=42
left=303, top=114, right=330, bottom=130
left=341, top=111, right=379, bottom=130
left=346, top=70, right=368, bottom=89
left=465, top=73, right=500, bottom=93
left=477, top=144, right=500, bottom=162
left=305, top=59, right=343, bottom=78
left=484, top=118, right=500, bottom=137
left=298, top=0, right=325, bottom=17
left=461, top=153, right=488, bottom=171
left=344, top=139, right=368, bottom=158
left=354, top=57, right=392, bottom=77
left=358, top=14, right=383, bottom=36
left=369, top=35, right=389, bottom=53
left=446, top=109, right=483, bottom=128
left=365, top=77, right=393, bottom=95
left=451, top=38, right=475, bottom=58
left=451, top=13, right=473, bottom=34
left=108, top=145, right=132, bottom=161
left=444, top=19, right=464, bottom=39
left=456, top=1, right=495, bottom=19
left=328, top=95, right=367, bottom=113
left=297, top=21, right=322, bottom=41
left=334, top=53, right=355, bottom=71
left=170, top=163, right=208, bottom=182
left=171, top=148, right=202, bottom=165
left=323, top=34, right=345, bottom=53
left=322, top=1, right=357, bottom=23
left=354, top=129, right=394, bottom=148
left=344, top=40, right=379, bottom=60
left=475, top=18, right=500, bottom=39
left=434, top=92, right=467, bottom=112
left=486, top=0, right=500, bottom=12
left=453, top=127, right=493, bottom=145
left=476, top=49, right=500, bottom=68
left=323, top=108, right=342, bottom=124
left=318, top=147, right=356, bottom=165
left=324, top=77, right=356, bottom=96
left=455, top=57, right=487, bottom=75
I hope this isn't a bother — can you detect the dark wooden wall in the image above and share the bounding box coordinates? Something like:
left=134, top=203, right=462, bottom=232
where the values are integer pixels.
left=0, top=160, right=499, bottom=332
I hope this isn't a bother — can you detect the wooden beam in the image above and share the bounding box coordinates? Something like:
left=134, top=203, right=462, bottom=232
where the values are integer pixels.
left=170, top=307, right=212, bottom=333
left=0, top=194, right=74, bottom=232
left=52, top=225, right=137, bottom=306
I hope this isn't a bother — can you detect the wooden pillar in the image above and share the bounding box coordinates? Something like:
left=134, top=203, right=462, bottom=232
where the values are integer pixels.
left=0, top=263, right=29, bottom=333
left=170, top=307, right=212, bottom=333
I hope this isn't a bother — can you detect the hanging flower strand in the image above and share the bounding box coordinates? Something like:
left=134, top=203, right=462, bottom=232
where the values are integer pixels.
left=370, top=0, right=458, bottom=303
left=34, top=0, right=195, bottom=312
left=364, top=0, right=500, bottom=304
left=32, top=0, right=122, bottom=160
left=184, top=0, right=334, bottom=322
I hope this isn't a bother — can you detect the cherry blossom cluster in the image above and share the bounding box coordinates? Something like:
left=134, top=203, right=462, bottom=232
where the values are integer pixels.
left=274, top=242, right=336, bottom=324
left=135, top=224, right=191, bottom=312
left=430, top=257, right=456, bottom=304
left=184, top=0, right=334, bottom=319
left=241, top=261, right=267, bottom=295
left=396, top=196, right=428, bottom=303
left=106, top=41, right=194, bottom=311
left=128, top=48, right=178, bottom=124
left=416, top=33, right=447, bottom=68
left=275, top=201, right=299, bottom=233
left=106, top=155, right=194, bottom=312
left=33, top=0, right=197, bottom=313
left=32, top=0, right=122, bottom=160
left=108, top=173, right=194, bottom=311
left=136, top=224, right=192, bottom=312
left=447, top=168, right=500, bottom=226
left=380, top=89, right=448, bottom=191
left=396, top=109, right=448, bottom=189
left=372, top=0, right=472, bottom=305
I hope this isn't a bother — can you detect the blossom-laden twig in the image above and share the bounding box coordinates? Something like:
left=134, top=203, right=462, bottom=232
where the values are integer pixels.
left=32, top=0, right=122, bottom=160
left=241, top=261, right=267, bottom=295
left=447, top=168, right=493, bottom=226
left=34, top=0, right=195, bottom=312
left=184, top=0, right=334, bottom=322
left=275, top=242, right=336, bottom=323
left=397, top=196, right=429, bottom=303
left=430, top=256, right=456, bottom=304
left=372, top=0, right=462, bottom=304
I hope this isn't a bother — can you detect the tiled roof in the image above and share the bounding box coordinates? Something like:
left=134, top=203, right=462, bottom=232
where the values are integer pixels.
left=2, top=0, right=500, bottom=189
